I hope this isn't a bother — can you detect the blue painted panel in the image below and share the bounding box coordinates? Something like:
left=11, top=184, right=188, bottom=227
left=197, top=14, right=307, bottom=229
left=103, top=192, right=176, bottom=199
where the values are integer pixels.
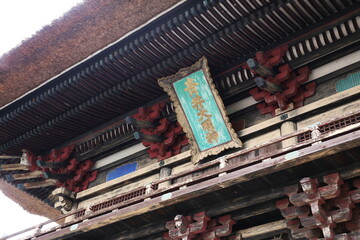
left=106, top=162, right=137, bottom=181
left=335, top=71, right=360, bottom=92
left=173, top=70, right=231, bottom=151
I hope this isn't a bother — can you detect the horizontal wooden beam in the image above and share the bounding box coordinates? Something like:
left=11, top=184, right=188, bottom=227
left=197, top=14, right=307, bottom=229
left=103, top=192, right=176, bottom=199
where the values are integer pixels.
left=17, top=179, right=57, bottom=189
left=0, top=163, right=29, bottom=171
left=0, top=155, right=21, bottom=159
left=35, top=128, right=360, bottom=240
left=92, top=143, right=146, bottom=170
left=6, top=171, right=43, bottom=181
left=239, top=220, right=287, bottom=239
left=77, top=150, right=191, bottom=199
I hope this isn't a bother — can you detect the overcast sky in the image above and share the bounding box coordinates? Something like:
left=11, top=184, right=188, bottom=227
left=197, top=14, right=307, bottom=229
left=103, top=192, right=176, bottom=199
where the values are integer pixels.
left=0, top=0, right=83, bottom=237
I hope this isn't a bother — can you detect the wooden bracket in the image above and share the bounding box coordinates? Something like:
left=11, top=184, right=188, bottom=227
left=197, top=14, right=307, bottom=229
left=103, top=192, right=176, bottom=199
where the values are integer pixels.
left=43, top=172, right=74, bottom=180
left=277, top=173, right=360, bottom=239
left=125, top=116, right=155, bottom=128
left=247, top=58, right=275, bottom=77
left=164, top=212, right=235, bottom=240
left=36, top=160, right=68, bottom=168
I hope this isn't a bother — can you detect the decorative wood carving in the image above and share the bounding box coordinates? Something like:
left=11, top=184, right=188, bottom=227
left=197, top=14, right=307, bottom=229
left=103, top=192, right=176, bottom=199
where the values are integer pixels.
left=164, top=212, right=236, bottom=240
left=277, top=173, right=360, bottom=239
left=158, top=57, right=242, bottom=164
left=49, top=187, right=75, bottom=213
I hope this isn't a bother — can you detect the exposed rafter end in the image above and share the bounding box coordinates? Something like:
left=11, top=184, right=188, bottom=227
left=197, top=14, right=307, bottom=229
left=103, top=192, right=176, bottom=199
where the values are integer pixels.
left=0, top=155, right=21, bottom=159
left=17, top=179, right=57, bottom=189
left=43, top=172, right=74, bottom=180
left=0, top=163, right=29, bottom=171
left=11, top=171, right=44, bottom=181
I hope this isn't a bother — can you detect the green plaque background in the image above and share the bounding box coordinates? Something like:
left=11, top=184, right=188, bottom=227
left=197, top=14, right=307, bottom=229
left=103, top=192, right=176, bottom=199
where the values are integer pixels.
left=173, top=70, right=231, bottom=151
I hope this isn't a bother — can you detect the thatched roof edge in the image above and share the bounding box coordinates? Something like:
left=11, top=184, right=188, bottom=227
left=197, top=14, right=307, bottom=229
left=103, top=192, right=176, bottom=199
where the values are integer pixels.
left=0, top=179, right=61, bottom=219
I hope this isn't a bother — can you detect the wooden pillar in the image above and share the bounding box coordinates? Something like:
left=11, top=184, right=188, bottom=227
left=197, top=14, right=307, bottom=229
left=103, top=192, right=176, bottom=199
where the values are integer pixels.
left=280, top=121, right=297, bottom=148
left=159, top=167, right=172, bottom=189
left=64, top=202, right=79, bottom=223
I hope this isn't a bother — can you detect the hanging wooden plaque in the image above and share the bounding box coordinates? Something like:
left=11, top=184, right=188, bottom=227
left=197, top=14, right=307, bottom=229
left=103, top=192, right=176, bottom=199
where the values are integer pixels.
left=158, top=57, right=242, bottom=164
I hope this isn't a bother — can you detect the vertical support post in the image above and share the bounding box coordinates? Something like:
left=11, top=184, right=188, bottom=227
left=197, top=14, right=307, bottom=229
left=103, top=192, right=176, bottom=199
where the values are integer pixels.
left=159, top=167, right=172, bottom=189
left=64, top=202, right=78, bottom=223
left=310, top=125, right=322, bottom=144
left=145, top=183, right=154, bottom=201
left=280, top=121, right=297, bottom=148
left=84, top=205, right=92, bottom=216
left=219, top=157, right=228, bottom=176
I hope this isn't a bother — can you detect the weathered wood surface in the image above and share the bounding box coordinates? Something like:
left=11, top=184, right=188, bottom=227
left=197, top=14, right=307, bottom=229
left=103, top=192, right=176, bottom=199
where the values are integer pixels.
left=76, top=151, right=191, bottom=199
left=79, top=105, right=360, bottom=202
left=107, top=162, right=360, bottom=240
left=280, top=121, right=297, bottom=147
left=0, top=163, right=29, bottom=171
left=33, top=129, right=360, bottom=240
left=116, top=220, right=287, bottom=240
left=107, top=187, right=284, bottom=240
left=18, top=179, right=57, bottom=189
left=0, top=155, right=20, bottom=159
left=238, top=220, right=287, bottom=238
left=11, top=171, right=43, bottom=180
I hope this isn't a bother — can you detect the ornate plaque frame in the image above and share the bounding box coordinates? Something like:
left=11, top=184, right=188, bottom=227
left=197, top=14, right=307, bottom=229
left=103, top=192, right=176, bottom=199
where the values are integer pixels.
left=158, top=57, right=242, bottom=164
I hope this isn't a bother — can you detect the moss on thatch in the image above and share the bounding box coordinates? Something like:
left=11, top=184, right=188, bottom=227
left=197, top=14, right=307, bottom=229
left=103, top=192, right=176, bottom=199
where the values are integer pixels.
left=0, top=0, right=180, bottom=106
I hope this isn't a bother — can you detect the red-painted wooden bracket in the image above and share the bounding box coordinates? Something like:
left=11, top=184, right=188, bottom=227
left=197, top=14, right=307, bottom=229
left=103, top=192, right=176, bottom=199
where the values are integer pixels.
left=131, top=103, right=188, bottom=161
left=23, top=146, right=96, bottom=193
left=247, top=46, right=315, bottom=116
left=277, top=173, right=360, bottom=239
left=164, top=212, right=235, bottom=240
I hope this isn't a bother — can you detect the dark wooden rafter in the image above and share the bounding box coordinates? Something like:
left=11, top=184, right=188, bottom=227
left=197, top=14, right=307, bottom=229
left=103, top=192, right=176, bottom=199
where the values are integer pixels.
left=216, top=13, right=360, bottom=99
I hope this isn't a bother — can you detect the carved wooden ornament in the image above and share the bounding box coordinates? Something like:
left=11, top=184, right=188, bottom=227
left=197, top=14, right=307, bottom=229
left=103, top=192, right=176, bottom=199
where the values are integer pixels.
left=158, top=57, right=242, bottom=164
